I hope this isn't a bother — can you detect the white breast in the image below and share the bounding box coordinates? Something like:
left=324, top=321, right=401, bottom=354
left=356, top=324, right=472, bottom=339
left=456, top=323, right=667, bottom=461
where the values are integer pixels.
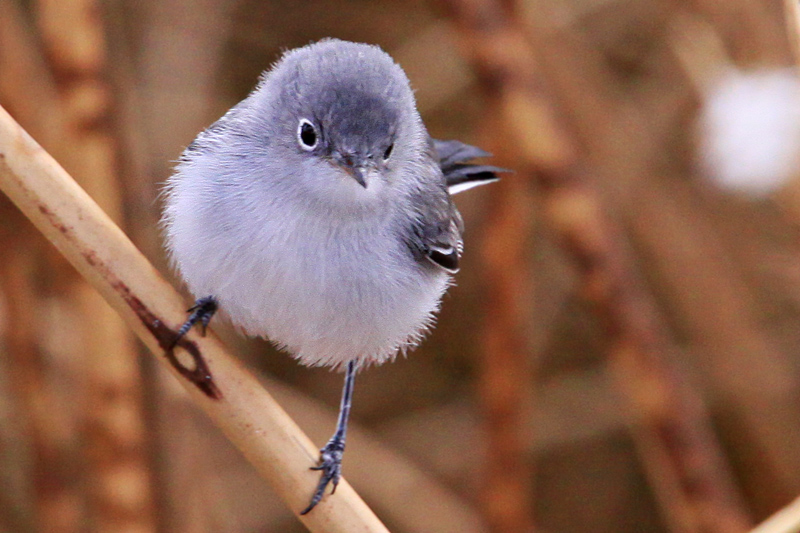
left=165, top=176, right=450, bottom=369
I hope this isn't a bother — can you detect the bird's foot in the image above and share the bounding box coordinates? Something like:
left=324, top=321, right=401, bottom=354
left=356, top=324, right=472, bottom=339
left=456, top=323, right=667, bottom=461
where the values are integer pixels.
left=300, top=437, right=345, bottom=515
left=171, top=296, right=218, bottom=349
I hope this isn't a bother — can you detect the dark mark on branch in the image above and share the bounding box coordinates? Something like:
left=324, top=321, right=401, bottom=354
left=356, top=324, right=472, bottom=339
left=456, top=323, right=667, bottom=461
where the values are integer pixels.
left=83, top=251, right=97, bottom=266
left=112, top=281, right=222, bottom=399
left=37, top=203, right=70, bottom=234
left=32, top=186, right=220, bottom=398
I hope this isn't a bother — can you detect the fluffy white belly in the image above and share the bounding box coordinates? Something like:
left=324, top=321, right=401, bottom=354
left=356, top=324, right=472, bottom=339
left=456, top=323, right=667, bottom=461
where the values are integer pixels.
left=170, top=205, right=450, bottom=368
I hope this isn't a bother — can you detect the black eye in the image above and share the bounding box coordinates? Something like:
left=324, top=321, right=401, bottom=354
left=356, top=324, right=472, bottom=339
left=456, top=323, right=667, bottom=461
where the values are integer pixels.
left=297, top=119, right=318, bottom=150
left=383, top=143, right=394, bottom=161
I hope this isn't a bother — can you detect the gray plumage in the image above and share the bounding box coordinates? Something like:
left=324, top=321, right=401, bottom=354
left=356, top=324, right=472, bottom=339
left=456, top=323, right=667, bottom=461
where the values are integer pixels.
left=163, top=39, right=498, bottom=369
left=162, top=38, right=501, bottom=513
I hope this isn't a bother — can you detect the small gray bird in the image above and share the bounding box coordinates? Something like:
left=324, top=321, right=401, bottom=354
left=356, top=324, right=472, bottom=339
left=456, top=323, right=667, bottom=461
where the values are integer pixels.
left=162, top=39, right=502, bottom=514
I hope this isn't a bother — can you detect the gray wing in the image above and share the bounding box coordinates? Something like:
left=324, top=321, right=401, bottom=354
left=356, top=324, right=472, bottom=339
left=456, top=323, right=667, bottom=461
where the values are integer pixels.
left=404, top=147, right=465, bottom=274
left=406, top=138, right=504, bottom=273
left=412, top=199, right=463, bottom=273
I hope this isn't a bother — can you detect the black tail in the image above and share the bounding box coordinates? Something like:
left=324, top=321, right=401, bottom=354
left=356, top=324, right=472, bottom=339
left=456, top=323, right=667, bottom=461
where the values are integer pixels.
left=433, top=139, right=506, bottom=195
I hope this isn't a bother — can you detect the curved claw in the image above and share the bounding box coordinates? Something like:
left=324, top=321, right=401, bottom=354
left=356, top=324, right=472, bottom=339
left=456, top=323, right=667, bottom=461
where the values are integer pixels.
left=170, top=296, right=218, bottom=349
left=300, top=439, right=344, bottom=515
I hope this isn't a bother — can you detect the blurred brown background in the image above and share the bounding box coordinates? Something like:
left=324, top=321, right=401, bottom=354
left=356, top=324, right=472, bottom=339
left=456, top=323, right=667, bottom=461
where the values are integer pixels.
left=3, top=0, right=800, bottom=531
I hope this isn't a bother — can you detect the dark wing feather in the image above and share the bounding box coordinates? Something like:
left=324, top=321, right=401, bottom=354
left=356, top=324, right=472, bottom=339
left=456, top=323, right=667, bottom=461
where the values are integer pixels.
left=428, top=246, right=459, bottom=272
left=408, top=196, right=463, bottom=274
left=432, top=139, right=507, bottom=195
left=404, top=147, right=464, bottom=274
left=435, top=139, right=491, bottom=167
left=406, top=138, right=504, bottom=273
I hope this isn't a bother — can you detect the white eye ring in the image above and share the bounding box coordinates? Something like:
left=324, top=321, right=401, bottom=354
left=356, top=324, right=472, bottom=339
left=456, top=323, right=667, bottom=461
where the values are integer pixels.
left=297, top=118, right=318, bottom=151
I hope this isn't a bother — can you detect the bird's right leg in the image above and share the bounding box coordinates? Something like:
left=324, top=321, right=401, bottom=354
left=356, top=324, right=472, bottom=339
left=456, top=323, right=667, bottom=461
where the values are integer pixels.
left=301, top=359, right=357, bottom=514
left=171, top=296, right=218, bottom=348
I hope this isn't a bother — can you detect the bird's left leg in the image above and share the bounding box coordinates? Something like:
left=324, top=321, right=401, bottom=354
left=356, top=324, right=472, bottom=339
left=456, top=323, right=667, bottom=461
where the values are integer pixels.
left=170, top=296, right=218, bottom=348
left=301, top=359, right=357, bottom=515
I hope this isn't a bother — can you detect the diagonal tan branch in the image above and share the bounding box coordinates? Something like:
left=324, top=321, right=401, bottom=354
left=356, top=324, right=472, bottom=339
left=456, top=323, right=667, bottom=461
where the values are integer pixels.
left=0, top=104, right=388, bottom=533
left=750, top=495, right=800, bottom=533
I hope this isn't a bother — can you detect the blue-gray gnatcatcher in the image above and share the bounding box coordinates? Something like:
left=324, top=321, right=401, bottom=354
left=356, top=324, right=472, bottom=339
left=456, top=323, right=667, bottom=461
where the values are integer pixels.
left=162, top=39, right=502, bottom=514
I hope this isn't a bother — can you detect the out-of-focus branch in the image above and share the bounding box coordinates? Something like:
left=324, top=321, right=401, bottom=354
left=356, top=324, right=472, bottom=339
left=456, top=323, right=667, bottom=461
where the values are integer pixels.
left=102, top=2, right=240, bottom=526
left=664, top=1, right=800, bottom=514
left=0, top=1, right=65, bottom=154
left=0, top=105, right=388, bottom=533
left=440, top=0, right=752, bottom=531
left=0, top=3, right=88, bottom=531
left=33, top=0, right=157, bottom=530
left=478, top=131, right=536, bottom=531
left=774, top=0, right=800, bottom=227
left=784, top=0, right=800, bottom=62
left=0, top=222, right=86, bottom=532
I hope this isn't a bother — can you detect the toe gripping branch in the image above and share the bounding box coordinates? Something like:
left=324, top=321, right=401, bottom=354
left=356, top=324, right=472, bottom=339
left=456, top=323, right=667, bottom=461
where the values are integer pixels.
left=173, top=296, right=218, bottom=345
left=162, top=296, right=221, bottom=399
left=301, top=436, right=346, bottom=515
left=300, top=359, right=357, bottom=515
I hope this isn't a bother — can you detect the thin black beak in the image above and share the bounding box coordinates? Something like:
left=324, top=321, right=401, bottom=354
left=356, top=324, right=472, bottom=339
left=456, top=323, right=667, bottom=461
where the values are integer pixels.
left=333, top=152, right=369, bottom=188
left=342, top=164, right=367, bottom=188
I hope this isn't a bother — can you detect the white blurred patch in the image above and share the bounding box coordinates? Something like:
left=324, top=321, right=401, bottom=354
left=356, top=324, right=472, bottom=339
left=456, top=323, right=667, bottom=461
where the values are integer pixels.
left=699, top=68, right=800, bottom=197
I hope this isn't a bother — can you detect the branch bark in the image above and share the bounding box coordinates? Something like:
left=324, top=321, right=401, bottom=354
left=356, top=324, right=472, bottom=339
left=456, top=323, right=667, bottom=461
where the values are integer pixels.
left=750, top=495, right=800, bottom=533
left=0, top=104, right=388, bottom=533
